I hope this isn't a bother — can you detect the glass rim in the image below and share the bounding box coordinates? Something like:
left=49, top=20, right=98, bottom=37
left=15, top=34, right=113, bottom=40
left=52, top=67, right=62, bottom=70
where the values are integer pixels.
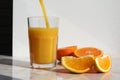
left=27, top=16, right=59, bottom=19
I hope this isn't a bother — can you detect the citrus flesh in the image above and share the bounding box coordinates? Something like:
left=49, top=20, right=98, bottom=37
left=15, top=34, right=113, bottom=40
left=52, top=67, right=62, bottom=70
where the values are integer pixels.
left=74, top=47, right=103, bottom=58
left=61, top=55, right=94, bottom=73
left=95, top=55, right=111, bottom=72
left=57, top=46, right=77, bottom=60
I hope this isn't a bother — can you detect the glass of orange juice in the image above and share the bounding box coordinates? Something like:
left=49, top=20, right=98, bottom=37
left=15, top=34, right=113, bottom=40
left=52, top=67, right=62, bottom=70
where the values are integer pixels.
left=27, top=16, right=59, bottom=69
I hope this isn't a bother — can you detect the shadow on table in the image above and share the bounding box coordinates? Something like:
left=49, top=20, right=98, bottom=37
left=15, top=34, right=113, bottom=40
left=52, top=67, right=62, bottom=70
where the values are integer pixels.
left=0, top=55, right=30, bottom=68
left=0, top=75, right=20, bottom=80
left=0, top=55, right=12, bottom=65
left=13, top=59, right=30, bottom=68
left=0, top=55, right=30, bottom=80
left=0, top=58, right=12, bottom=65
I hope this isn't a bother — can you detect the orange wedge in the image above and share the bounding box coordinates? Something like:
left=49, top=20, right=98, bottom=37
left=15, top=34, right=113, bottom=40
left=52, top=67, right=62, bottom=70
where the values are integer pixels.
left=74, top=47, right=103, bottom=58
left=61, top=55, right=94, bottom=73
left=57, top=46, right=77, bottom=61
left=94, top=55, right=111, bottom=72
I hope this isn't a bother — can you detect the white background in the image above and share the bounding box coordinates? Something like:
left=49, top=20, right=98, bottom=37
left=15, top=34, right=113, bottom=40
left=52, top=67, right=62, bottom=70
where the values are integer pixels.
left=13, top=0, right=120, bottom=60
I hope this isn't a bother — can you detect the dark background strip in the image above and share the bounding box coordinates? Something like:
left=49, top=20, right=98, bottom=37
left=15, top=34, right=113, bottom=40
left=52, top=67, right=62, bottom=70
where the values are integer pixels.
left=0, top=0, right=12, bottom=56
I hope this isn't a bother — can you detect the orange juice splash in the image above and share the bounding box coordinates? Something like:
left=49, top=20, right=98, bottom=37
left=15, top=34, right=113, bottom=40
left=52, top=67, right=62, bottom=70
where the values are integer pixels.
left=39, top=0, right=50, bottom=28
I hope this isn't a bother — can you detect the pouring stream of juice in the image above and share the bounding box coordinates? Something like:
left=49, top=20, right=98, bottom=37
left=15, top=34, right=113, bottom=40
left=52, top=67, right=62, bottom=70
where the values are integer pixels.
left=39, top=0, right=50, bottom=28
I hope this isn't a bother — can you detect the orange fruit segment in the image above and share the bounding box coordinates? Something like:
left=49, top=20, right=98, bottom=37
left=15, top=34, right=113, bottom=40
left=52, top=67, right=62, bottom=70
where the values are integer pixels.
left=61, top=55, right=94, bottom=73
left=74, top=47, right=103, bottom=58
left=57, top=46, right=77, bottom=61
left=94, top=55, right=111, bottom=72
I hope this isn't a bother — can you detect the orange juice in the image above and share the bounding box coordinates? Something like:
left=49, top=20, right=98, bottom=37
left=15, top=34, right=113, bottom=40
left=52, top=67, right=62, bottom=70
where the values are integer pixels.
left=29, top=27, right=58, bottom=64
left=39, top=0, right=50, bottom=28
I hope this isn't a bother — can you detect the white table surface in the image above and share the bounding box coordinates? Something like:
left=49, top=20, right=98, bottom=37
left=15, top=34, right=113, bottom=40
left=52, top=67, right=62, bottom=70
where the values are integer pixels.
left=0, top=55, right=120, bottom=80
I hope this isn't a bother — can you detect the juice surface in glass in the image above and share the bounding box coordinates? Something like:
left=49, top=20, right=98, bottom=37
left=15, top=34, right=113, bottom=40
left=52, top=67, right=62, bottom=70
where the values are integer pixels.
left=29, top=27, right=58, bottom=64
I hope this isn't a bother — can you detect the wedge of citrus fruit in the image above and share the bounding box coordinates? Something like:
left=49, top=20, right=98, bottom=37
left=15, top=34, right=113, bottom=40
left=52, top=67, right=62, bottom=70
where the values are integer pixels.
left=57, top=46, right=77, bottom=61
left=94, top=55, right=111, bottom=72
left=61, top=55, right=94, bottom=73
left=74, top=47, right=103, bottom=58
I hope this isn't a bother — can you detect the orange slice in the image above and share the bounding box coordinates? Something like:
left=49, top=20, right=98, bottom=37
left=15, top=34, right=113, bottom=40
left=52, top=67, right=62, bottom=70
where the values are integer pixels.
left=95, top=55, right=111, bottom=72
left=57, top=46, right=77, bottom=61
left=74, top=47, right=103, bottom=58
left=61, top=55, right=94, bottom=73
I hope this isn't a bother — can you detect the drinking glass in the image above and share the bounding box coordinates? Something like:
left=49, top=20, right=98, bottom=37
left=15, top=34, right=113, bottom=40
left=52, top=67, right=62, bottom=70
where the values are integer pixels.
left=27, top=16, right=59, bottom=69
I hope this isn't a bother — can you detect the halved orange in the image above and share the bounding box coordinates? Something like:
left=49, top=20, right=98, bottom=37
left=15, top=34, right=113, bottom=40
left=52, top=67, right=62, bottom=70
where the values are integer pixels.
left=57, top=46, right=77, bottom=61
left=95, top=55, right=111, bottom=72
left=74, top=47, right=103, bottom=58
left=61, top=55, right=94, bottom=73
